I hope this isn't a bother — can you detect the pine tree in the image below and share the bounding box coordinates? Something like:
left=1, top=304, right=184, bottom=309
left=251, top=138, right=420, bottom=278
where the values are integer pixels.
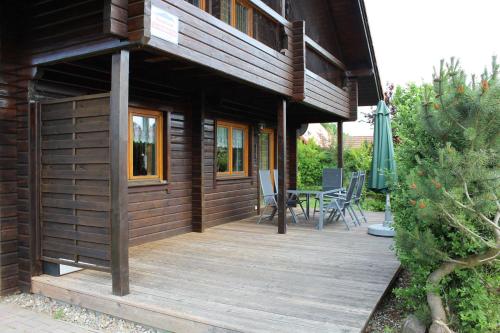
left=396, top=57, right=499, bottom=333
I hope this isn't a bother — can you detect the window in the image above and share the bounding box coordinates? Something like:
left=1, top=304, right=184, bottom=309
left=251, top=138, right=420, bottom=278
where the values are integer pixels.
left=185, top=0, right=206, bottom=10
left=234, top=1, right=253, bottom=35
left=211, top=0, right=253, bottom=37
left=220, top=0, right=231, bottom=24
left=259, top=128, right=274, bottom=171
left=216, top=121, right=249, bottom=177
left=128, top=108, right=163, bottom=180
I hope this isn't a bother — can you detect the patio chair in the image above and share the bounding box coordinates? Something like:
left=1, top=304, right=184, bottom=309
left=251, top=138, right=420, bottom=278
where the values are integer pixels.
left=323, top=172, right=360, bottom=229
left=312, top=168, right=343, bottom=219
left=273, top=169, right=308, bottom=220
left=258, top=170, right=300, bottom=224
left=353, top=171, right=368, bottom=223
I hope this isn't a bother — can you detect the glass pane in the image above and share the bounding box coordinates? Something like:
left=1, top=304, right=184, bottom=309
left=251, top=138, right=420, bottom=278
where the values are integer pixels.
left=132, top=115, right=157, bottom=177
left=235, top=3, right=248, bottom=34
left=232, top=128, right=244, bottom=172
left=186, top=0, right=200, bottom=7
left=220, top=0, right=231, bottom=24
left=217, top=126, right=229, bottom=173
left=259, top=133, right=270, bottom=169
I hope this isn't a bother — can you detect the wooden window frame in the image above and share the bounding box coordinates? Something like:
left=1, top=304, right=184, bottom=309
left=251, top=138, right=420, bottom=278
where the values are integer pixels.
left=259, top=128, right=275, bottom=172
left=128, top=107, right=164, bottom=181
left=216, top=120, right=249, bottom=178
left=232, top=0, right=253, bottom=37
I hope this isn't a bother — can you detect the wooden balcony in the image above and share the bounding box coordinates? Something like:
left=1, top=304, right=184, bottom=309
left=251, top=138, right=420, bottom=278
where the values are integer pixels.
left=129, top=0, right=294, bottom=96
left=128, top=0, right=357, bottom=120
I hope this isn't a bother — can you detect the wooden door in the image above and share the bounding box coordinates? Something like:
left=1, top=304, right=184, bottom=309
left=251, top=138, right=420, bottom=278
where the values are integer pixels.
left=259, top=127, right=276, bottom=194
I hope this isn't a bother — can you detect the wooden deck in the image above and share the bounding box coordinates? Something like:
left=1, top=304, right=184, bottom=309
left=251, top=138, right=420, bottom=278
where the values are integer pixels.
left=32, top=212, right=399, bottom=333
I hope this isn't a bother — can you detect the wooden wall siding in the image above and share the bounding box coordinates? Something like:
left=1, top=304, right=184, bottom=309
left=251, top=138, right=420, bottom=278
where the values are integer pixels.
left=201, top=103, right=297, bottom=229
left=141, top=0, right=295, bottom=96
left=0, top=63, right=20, bottom=295
left=303, top=70, right=350, bottom=118
left=287, top=0, right=343, bottom=61
left=40, top=95, right=112, bottom=271
left=128, top=111, right=193, bottom=246
left=202, top=117, right=258, bottom=229
left=346, top=78, right=359, bottom=121
left=128, top=0, right=148, bottom=42
left=28, top=0, right=127, bottom=56
left=104, top=0, right=129, bottom=38
left=291, top=21, right=306, bottom=101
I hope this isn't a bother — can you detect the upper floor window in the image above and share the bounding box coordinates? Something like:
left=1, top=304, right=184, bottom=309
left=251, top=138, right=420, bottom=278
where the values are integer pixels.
left=210, top=0, right=253, bottom=37
left=234, top=1, right=253, bottom=35
left=186, top=0, right=282, bottom=50
left=216, top=120, right=249, bottom=177
left=186, top=0, right=206, bottom=9
left=128, top=108, right=164, bottom=181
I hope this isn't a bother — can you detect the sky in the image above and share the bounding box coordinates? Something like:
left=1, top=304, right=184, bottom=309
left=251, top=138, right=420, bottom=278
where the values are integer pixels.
left=343, top=0, right=500, bottom=136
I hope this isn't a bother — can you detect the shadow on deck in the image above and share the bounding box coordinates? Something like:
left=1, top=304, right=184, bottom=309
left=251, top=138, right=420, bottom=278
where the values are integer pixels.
left=32, top=212, right=400, bottom=333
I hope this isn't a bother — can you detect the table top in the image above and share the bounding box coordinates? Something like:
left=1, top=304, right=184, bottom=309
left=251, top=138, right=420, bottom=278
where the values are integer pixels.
left=287, top=188, right=343, bottom=196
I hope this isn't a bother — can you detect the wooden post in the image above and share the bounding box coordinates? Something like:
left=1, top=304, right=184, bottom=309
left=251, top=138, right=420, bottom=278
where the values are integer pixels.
left=28, top=101, right=42, bottom=277
left=277, top=99, right=287, bottom=234
left=337, top=121, right=343, bottom=169
left=192, top=91, right=205, bottom=233
left=110, top=50, right=129, bottom=296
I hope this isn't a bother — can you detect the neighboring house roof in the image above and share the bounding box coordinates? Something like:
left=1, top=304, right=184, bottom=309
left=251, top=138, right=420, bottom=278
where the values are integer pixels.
left=300, top=124, right=333, bottom=148
left=344, top=135, right=373, bottom=148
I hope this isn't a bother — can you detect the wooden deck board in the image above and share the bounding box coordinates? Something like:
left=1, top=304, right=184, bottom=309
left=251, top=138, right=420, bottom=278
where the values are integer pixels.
left=32, top=212, right=399, bottom=333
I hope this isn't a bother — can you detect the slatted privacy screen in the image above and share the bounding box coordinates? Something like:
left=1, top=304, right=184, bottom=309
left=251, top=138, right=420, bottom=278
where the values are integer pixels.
left=40, top=94, right=112, bottom=271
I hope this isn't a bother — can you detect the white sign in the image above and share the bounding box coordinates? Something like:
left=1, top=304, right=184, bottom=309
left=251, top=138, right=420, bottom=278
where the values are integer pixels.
left=151, top=5, right=179, bottom=45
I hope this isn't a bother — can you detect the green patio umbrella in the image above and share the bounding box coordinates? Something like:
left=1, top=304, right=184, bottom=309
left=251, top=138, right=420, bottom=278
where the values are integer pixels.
left=367, top=100, right=397, bottom=237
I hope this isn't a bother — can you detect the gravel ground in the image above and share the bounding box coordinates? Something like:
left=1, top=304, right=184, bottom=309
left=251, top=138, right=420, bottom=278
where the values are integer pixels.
left=0, top=292, right=169, bottom=333
left=364, top=269, right=409, bottom=333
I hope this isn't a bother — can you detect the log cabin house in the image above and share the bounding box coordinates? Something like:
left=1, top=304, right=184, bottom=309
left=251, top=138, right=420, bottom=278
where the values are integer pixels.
left=0, top=0, right=382, bottom=297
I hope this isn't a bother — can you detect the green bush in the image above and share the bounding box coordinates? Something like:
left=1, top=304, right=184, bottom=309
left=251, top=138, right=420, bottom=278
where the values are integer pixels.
left=297, top=139, right=334, bottom=189
left=391, top=59, right=500, bottom=332
left=297, top=136, right=385, bottom=211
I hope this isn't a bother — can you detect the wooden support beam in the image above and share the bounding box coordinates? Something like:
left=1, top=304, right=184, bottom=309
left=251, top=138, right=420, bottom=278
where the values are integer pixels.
left=292, top=21, right=306, bottom=102
left=346, top=68, right=374, bottom=78
left=346, top=78, right=359, bottom=121
left=110, top=50, right=130, bottom=296
left=304, top=36, right=347, bottom=71
left=248, top=0, right=291, bottom=27
left=281, top=0, right=286, bottom=17
left=192, top=91, right=206, bottom=233
left=337, top=122, right=343, bottom=169
left=277, top=99, right=287, bottom=234
left=29, top=101, right=43, bottom=277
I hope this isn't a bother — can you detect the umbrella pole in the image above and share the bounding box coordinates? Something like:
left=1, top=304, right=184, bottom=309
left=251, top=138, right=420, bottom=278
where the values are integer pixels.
left=383, top=192, right=393, bottom=227
left=367, top=191, right=395, bottom=237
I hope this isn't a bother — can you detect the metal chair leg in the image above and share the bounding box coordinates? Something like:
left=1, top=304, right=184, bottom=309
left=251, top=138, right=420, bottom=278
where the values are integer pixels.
left=356, top=202, right=368, bottom=223
left=347, top=205, right=361, bottom=226
left=335, top=202, right=350, bottom=230
left=258, top=205, right=269, bottom=224
left=346, top=205, right=358, bottom=227
left=289, top=207, right=298, bottom=224
left=298, top=200, right=308, bottom=220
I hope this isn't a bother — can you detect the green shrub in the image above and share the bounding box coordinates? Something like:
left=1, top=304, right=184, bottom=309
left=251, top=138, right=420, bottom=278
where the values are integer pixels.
left=297, top=139, right=334, bottom=189
left=297, top=136, right=385, bottom=211
left=391, top=59, right=500, bottom=332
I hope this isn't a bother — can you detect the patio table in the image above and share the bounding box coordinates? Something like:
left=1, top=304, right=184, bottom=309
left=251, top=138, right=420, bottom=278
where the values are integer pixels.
left=287, top=189, right=343, bottom=230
